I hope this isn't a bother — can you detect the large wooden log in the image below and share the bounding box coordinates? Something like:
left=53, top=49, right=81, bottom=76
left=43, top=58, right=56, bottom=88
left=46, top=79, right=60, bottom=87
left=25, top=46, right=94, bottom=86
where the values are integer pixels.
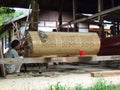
left=26, top=31, right=100, bottom=57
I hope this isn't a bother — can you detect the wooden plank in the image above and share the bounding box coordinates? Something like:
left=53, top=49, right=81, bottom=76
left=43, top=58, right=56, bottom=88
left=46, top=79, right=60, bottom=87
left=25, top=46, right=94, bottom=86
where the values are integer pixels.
left=0, top=57, right=45, bottom=64
left=91, top=70, right=120, bottom=77
left=93, top=55, right=120, bottom=61
left=52, top=56, right=93, bottom=62
left=0, top=55, right=93, bottom=64
left=1, top=55, right=120, bottom=64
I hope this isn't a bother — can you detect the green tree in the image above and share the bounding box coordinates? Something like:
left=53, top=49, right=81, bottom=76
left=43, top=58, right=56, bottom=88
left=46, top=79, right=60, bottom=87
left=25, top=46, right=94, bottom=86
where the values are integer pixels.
left=0, top=7, right=15, bottom=26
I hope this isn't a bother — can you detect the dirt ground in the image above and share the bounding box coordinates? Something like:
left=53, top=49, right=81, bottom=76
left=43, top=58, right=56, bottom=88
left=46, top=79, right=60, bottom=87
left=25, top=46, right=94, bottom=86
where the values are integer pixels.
left=0, top=63, right=120, bottom=90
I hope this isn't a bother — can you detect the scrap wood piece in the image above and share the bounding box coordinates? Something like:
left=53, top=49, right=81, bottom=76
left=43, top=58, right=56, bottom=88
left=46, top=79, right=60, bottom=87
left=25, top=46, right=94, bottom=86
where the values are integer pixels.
left=91, top=70, right=120, bottom=77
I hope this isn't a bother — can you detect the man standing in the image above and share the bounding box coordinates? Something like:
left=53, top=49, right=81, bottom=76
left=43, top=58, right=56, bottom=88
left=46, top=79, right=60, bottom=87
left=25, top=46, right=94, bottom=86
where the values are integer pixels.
left=4, top=39, right=23, bottom=75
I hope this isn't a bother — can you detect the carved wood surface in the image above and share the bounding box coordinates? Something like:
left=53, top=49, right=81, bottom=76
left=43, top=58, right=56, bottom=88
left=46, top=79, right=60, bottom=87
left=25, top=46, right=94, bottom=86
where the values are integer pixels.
left=27, top=31, right=100, bottom=57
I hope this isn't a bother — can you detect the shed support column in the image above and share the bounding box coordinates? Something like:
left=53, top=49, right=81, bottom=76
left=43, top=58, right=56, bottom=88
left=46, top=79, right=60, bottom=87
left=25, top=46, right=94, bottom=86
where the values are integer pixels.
left=98, top=0, right=104, bottom=37
left=111, top=0, right=115, bottom=7
left=58, top=0, right=64, bottom=32
left=29, top=0, right=39, bottom=31
left=116, top=22, right=120, bottom=35
left=73, top=0, right=78, bottom=32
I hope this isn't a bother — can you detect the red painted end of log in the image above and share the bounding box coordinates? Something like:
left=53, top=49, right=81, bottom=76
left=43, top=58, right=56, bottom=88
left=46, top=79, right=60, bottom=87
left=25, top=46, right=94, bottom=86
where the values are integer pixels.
left=98, top=36, right=120, bottom=55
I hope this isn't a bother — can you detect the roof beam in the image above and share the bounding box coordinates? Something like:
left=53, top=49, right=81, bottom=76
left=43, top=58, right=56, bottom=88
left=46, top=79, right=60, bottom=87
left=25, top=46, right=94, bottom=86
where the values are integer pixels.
left=60, top=6, right=120, bottom=27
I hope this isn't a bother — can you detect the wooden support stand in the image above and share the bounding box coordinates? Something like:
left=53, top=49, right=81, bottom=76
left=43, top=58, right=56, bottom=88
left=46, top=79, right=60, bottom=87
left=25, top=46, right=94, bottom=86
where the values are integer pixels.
left=0, top=55, right=120, bottom=77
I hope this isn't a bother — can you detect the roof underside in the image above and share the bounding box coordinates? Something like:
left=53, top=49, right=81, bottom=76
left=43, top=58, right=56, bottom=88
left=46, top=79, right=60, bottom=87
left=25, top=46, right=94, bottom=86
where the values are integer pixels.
left=0, top=0, right=120, bottom=14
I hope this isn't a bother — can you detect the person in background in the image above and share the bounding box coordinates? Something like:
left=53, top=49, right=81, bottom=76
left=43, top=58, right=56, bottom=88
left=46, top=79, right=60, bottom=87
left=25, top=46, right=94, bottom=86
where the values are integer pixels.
left=110, top=25, right=116, bottom=36
left=4, top=39, right=23, bottom=75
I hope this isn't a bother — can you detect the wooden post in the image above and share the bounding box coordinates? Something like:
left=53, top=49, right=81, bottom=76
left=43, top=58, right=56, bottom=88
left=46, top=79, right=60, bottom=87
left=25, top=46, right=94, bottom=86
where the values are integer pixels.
left=0, top=64, right=6, bottom=77
left=73, top=0, right=78, bottom=32
left=116, top=21, right=120, bottom=35
left=98, top=0, right=104, bottom=37
left=111, top=0, right=115, bottom=7
left=29, top=0, right=39, bottom=31
left=0, top=47, right=6, bottom=77
left=58, top=0, right=64, bottom=31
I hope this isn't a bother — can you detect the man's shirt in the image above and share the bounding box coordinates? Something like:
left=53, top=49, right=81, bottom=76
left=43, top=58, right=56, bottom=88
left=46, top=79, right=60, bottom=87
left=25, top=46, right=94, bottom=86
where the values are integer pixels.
left=4, top=48, right=19, bottom=70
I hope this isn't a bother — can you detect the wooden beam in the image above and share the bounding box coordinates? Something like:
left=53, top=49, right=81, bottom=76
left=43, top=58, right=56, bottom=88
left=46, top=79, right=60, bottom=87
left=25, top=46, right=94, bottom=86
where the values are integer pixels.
left=60, top=6, right=120, bottom=27
left=1, top=55, right=120, bottom=64
left=0, top=56, right=92, bottom=64
left=1, top=55, right=120, bottom=77
left=94, top=55, right=120, bottom=61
